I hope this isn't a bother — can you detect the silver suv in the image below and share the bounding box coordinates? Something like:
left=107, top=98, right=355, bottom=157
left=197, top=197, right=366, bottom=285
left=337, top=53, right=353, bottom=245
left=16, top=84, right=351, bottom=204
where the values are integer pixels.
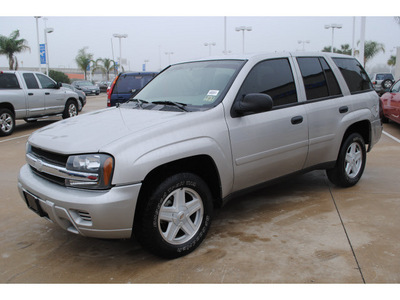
left=18, top=52, right=382, bottom=258
left=370, top=72, right=394, bottom=95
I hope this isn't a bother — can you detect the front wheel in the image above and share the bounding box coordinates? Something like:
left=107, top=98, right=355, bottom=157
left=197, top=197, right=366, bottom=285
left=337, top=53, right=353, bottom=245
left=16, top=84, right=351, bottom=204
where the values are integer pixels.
left=62, top=100, right=78, bottom=119
left=135, top=173, right=213, bottom=259
left=326, top=133, right=366, bottom=187
left=0, top=108, right=15, bottom=137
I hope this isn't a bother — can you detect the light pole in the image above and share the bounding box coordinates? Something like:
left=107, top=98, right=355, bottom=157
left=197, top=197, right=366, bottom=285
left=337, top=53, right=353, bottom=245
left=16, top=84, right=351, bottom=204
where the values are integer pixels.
left=235, top=26, right=252, bottom=54
left=34, top=16, right=41, bottom=72
left=298, top=40, right=310, bottom=51
left=44, top=27, right=54, bottom=76
left=204, top=42, right=216, bottom=56
left=113, top=33, right=128, bottom=72
left=324, top=24, right=342, bottom=53
left=165, top=52, right=174, bottom=65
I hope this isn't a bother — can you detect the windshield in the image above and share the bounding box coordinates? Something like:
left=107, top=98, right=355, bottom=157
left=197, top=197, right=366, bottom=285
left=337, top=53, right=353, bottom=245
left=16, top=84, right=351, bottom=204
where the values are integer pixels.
left=76, top=81, right=93, bottom=86
left=134, top=60, right=244, bottom=110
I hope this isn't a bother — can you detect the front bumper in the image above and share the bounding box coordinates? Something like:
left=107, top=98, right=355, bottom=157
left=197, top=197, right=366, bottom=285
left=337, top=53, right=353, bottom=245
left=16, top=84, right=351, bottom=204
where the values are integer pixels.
left=18, top=164, right=141, bottom=239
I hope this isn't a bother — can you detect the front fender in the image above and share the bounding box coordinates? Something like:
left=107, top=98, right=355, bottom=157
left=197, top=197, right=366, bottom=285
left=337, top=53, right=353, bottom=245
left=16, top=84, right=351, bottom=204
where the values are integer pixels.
left=114, top=137, right=234, bottom=198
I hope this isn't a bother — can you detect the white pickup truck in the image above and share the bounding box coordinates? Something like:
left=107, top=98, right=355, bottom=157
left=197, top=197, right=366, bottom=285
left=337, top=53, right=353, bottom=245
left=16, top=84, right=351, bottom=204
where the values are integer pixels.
left=0, top=70, right=79, bottom=136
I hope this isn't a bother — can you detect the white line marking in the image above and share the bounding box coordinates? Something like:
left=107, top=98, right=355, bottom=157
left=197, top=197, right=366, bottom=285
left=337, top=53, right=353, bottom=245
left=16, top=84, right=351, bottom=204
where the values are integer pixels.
left=383, top=130, right=400, bottom=144
left=0, top=134, right=30, bottom=143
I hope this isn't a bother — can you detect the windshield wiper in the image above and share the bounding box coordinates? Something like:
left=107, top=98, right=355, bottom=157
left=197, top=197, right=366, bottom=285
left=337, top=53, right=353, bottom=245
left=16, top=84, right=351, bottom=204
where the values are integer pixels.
left=152, top=100, right=188, bottom=112
left=130, top=98, right=148, bottom=109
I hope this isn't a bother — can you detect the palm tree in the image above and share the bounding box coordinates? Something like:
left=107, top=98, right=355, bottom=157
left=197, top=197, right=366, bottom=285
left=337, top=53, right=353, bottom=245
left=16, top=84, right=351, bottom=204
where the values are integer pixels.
left=356, top=40, right=385, bottom=66
left=321, top=44, right=352, bottom=55
left=95, top=58, right=117, bottom=81
left=387, top=55, right=396, bottom=69
left=0, top=30, right=30, bottom=70
left=75, top=47, right=94, bottom=80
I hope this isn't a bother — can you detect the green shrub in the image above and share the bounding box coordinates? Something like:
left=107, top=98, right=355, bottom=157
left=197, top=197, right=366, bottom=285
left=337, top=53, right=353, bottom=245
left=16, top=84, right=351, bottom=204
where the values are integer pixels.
left=49, top=69, right=71, bottom=84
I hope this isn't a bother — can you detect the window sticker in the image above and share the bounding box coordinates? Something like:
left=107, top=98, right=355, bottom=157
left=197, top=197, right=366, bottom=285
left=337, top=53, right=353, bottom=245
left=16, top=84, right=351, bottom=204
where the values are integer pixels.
left=207, top=90, right=219, bottom=96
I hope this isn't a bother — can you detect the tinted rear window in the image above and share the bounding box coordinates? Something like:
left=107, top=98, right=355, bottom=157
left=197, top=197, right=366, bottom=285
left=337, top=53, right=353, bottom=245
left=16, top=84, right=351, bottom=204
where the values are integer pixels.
left=332, top=58, right=372, bottom=94
left=0, top=73, right=20, bottom=89
left=376, top=74, right=394, bottom=81
left=297, top=57, right=341, bottom=100
left=23, top=73, right=40, bottom=89
left=114, top=74, right=155, bottom=94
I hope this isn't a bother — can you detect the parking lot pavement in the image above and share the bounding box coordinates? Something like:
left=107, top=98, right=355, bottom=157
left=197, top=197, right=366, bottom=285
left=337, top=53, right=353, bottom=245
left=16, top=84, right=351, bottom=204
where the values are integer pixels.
left=1, top=94, right=400, bottom=283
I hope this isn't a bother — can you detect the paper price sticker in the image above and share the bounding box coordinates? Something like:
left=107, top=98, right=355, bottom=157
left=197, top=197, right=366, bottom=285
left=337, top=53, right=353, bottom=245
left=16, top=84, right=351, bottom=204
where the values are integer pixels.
left=207, top=90, right=219, bottom=96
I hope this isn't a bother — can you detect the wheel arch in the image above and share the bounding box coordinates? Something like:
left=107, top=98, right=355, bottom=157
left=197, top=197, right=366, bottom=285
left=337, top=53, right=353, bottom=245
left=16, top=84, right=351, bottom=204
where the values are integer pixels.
left=133, top=155, right=223, bottom=230
left=340, top=120, right=371, bottom=154
left=0, top=102, right=15, bottom=116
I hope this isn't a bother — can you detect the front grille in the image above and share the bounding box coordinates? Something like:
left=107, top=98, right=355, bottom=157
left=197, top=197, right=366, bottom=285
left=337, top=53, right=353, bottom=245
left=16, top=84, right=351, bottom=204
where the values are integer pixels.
left=30, top=146, right=68, bottom=167
left=30, top=166, right=65, bottom=186
left=28, top=146, right=68, bottom=186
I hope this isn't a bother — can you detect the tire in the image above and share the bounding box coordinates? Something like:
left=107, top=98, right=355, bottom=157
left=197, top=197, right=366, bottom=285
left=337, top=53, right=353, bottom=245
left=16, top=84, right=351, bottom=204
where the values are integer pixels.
left=326, top=133, right=366, bottom=187
left=62, top=100, right=78, bottom=119
left=381, top=79, right=393, bottom=90
left=0, top=108, right=15, bottom=137
left=135, top=172, right=213, bottom=259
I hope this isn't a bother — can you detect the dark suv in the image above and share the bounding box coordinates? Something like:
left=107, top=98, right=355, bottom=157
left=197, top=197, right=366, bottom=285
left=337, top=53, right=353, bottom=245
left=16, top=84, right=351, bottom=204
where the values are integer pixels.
left=107, top=72, right=158, bottom=107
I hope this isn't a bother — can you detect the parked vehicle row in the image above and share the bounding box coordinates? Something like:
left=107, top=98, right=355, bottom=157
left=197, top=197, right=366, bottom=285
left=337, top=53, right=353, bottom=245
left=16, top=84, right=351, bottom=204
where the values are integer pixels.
left=71, top=80, right=100, bottom=96
left=0, top=70, right=80, bottom=136
left=18, top=52, right=382, bottom=259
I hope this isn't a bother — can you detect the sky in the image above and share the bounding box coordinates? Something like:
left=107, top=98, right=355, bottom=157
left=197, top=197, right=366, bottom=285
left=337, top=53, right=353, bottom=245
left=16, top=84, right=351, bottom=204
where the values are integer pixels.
left=1, top=1, right=399, bottom=74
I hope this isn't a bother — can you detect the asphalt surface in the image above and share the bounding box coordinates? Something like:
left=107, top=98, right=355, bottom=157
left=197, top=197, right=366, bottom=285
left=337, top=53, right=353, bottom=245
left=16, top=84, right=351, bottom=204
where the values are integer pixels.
left=1, top=94, right=400, bottom=284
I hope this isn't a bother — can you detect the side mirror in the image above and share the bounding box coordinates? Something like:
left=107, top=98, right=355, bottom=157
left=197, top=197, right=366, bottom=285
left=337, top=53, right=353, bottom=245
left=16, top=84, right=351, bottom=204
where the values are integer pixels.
left=233, top=93, right=273, bottom=117
left=57, top=82, right=62, bottom=89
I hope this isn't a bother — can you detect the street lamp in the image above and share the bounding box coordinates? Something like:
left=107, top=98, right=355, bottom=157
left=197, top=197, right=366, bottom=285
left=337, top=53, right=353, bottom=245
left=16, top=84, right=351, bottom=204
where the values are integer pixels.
left=165, top=52, right=174, bottom=65
left=324, top=24, right=342, bottom=53
left=204, top=42, right=216, bottom=56
left=298, top=40, right=310, bottom=51
left=34, top=16, right=41, bottom=72
left=235, top=26, right=252, bottom=54
left=113, top=33, right=128, bottom=72
left=44, top=27, right=54, bottom=76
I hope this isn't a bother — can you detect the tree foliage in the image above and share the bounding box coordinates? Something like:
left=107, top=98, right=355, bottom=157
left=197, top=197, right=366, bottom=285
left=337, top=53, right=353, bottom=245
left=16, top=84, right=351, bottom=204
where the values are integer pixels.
left=321, top=44, right=352, bottom=55
left=49, top=69, right=70, bottom=84
left=0, top=30, right=30, bottom=70
left=387, top=55, right=396, bottom=67
left=75, top=47, right=94, bottom=80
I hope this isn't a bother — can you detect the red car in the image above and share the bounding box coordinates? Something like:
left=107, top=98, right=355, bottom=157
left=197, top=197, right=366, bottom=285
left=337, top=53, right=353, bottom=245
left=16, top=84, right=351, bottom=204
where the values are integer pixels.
left=380, top=79, right=400, bottom=124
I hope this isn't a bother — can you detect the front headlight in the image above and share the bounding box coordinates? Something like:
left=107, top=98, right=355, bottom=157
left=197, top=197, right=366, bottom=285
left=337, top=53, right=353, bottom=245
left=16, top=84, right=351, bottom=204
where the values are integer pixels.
left=65, top=154, right=114, bottom=190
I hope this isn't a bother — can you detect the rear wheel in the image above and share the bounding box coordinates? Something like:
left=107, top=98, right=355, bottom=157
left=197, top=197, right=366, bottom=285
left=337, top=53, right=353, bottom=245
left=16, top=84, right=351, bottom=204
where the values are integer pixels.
left=0, top=108, right=15, bottom=136
left=326, top=133, right=366, bottom=187
left=135, top=172, right=213, bottom=259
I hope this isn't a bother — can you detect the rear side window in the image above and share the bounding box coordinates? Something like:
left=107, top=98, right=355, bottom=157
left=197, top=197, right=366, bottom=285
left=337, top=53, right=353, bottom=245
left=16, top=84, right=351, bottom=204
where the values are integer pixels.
left=332, top=58, right=372, bottom=94
left=23, top=73, right=39, bottom=89
left=0, top=73, right=20, bottom=89
left=114, top=74, right=155, bottom=94
left=297, top=57, right=341, bottom=100
left=238, top=58, right=298, bottom=107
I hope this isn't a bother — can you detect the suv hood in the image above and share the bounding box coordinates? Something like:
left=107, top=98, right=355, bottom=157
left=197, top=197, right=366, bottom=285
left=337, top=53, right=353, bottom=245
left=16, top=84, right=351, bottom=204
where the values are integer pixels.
left=28, top=108, right=183, bottom=154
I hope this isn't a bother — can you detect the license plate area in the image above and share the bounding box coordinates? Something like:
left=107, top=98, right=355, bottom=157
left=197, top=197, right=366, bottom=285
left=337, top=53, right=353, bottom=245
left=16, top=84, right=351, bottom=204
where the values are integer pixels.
left=24, top=192, right=48, bottom=218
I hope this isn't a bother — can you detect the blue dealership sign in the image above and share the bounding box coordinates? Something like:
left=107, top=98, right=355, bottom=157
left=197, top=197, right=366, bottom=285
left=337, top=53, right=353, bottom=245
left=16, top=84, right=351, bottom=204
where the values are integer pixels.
left=40, top=44, right=46, bottom=64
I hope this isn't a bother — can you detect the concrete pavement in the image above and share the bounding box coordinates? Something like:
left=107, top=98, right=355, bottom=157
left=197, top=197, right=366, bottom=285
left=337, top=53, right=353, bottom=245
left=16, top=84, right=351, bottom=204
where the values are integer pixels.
left=1, top=95, right=399, bottom=283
